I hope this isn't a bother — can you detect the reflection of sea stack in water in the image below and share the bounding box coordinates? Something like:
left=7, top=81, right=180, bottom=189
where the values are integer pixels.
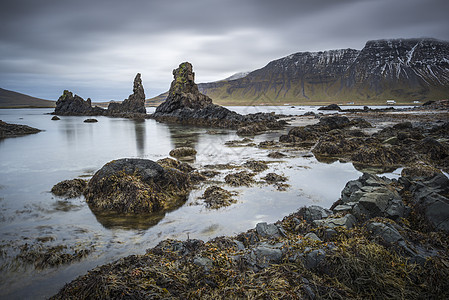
left=152, top=62, right=285, bottom=134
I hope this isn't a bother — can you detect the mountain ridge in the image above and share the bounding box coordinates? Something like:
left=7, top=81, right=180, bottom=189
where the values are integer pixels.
left=0, top=88, right=56, bottom=108
left=195, top=38, right=449, bottom=105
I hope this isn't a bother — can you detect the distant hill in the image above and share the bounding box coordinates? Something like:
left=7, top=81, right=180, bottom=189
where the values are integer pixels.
left=0, top=88, right=55, bottom=108
left=198, top=38, right=449, bottom=105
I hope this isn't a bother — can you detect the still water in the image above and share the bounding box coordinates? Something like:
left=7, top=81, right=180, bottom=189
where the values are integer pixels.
left=0, top=107, right=366, bottom=299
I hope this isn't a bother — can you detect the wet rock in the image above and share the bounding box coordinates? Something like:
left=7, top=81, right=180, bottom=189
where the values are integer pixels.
left=85, top=158, right=192, bottom=214
left=313, top=214, right=357, bottom=229
left=299, top=205, right=333, bottom=223
left=416, top=137, right=449, bottom=161
left=200, top=170, right=220, bottom=178
left=51, top=179, right=87, bottom=198
left=156, top=157, right=194, bottom=173
left=267, top=151, right=286, bottom=158
left=107, top=73, right=146, bottom=115
left=304, top=232, right=321, bottom=242
left=224, top=171, right=255, bottom=186
left=255, top=222, right=284, bottom=238
left=202, top=186, right=237, bottom=209
left=51, top=116, right=60, bottom=120
left=351, top=144, right=403, bottom=166
left=252, top=243, right=283, bottom=264
left=318, top=104, right=341, bottom=111
left=0, top=120, right=41, bottom=138
left=401, top=162, right=442, bottom=179
left=169, top=147, right=197, bottom=158
left=303, top=249, right=326, bottom=270
left=83, top=118, right=98, bottom=123
left=243, top=160, right=268, bottom=172
left=366, top=221, right=403, bottom=244
left=262, top=173, right=287, bottom=183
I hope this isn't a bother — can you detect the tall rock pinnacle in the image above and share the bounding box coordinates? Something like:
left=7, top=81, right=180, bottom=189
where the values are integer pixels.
left=155, top=62, right=212, bottom=114
left=108, top=73, right=147, bottom=114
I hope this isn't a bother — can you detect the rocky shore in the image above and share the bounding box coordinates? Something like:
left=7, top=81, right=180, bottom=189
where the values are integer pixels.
left=47, top=102, right=449, bottom=299
left=51, top=171, right=449, bottom=299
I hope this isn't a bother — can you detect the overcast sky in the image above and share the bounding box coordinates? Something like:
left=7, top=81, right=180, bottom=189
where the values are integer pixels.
left=1, top=0, right=448, bottom=101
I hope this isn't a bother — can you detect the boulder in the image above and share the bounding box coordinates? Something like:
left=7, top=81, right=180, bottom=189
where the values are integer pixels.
left=51, top=116, right=60, bottom=121
left=51, top=179, right=87, bottom=198
left=300, top=205, right=333, bottom=223
left=255, top=222, right=284, bottom=238
left=85, top=158, right=192, bottom=214
left=84, top=118, right=98, bottom=123
left=313, top=214, right=357, bottom=229
left=169, top=147, right=197, bottom=158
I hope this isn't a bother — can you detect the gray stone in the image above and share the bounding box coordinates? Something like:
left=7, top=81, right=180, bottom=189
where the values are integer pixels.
left=304, top=249, right=326, bottom=269
left=366, top=222, right=403, bottom=244
left=302, top=205, right=333, bottom=222
left=256, top=222, right=281, bottom=238
left=333, top=204, right=353, bottom=212
left=304, top=233, right=321, bottom=242
left=193, top=256, right=213, bottom=271
left=313, top=214, right=356, bottom=229
left=253, top=245, right=283, bottom=263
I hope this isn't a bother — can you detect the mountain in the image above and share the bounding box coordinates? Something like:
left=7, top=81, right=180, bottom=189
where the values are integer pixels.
left=197, top=38, right=449, bottom=105
left=0, top=88, right=55, bottom=108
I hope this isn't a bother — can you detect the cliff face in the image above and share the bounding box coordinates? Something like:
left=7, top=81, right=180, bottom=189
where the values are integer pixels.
left=198, top=38, right=449, bottom=103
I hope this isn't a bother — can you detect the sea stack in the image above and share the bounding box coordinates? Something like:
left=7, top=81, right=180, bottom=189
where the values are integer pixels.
left=108, top=73, right=146, bottom=115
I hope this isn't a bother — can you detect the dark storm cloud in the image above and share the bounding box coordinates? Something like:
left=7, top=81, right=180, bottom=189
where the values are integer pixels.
left=1, top=0, right=448, bottom=100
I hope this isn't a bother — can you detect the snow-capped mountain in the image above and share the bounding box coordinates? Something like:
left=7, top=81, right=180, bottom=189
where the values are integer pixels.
left=198, top=38, right=449, bottom=103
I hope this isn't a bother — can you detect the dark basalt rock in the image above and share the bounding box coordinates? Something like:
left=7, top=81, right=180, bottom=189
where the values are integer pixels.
left=318, top=104, right=341, bottom=111
left=53, top=73, right=146, bottom=117
left=84, top=158, right=192, bottom=214
left=152, top=62, right=284, bottom=133
left=107, top=73, right=146, bottom=115
left=51, top=116, right=60, bottom=121
left=0, top=120, right=41, bottom=138
left=83, top=118, right=98, bottom=123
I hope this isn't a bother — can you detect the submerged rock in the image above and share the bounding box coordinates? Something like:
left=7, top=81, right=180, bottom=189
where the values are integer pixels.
left=84, top=158, right=192, bottom=214
left=224, top=171, right=255, bottom=187
left=83, top=118, right=98, bottom=123
left=0, top=120, right=41, bottom=138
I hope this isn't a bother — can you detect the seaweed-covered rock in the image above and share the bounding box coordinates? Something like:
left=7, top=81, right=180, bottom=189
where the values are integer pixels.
left=0, top=120, right=41, bottom=138
left=224, top=171, right=255, bottom=186
left=243, top=160, right=268, bottom=172
left=202, top=186, right=236, bottom=209
left=156, top=157, right=194, bottom=173
left=262, top=173, right=287, bottom=183
left=169, top=147, right=197, bottom=158
left=85, top=158, right=191, bottom=214
left=51, top=179, right=87, bottom=198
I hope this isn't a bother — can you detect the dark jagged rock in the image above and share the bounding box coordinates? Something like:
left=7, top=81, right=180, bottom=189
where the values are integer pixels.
left=107, top=73, right=146, bottom=115
left=84, top=158, right=192, bottom=214
left=54, top=90, right=103, bottom=116
left=0, top=120, right=41, bottom=138
left=318, top=104, right=341, bottom=111
left=53, top=73, right=146, bottom=117
left=151, top=62, right=284, bottom=133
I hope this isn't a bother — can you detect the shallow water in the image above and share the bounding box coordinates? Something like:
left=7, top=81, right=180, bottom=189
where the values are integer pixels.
left=0, top=107, right=364, bottom=299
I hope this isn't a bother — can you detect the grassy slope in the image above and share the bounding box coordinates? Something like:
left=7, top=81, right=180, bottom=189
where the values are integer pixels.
left=0, top=88, right=56, bottom=108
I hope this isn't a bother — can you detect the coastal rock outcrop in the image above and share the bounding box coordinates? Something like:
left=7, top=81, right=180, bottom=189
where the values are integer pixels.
left=107, top=73, right=146, bottom=115
left=84, top=158, right=192, bottom=214
left=0, top=120, right=41, bottom=138
left=152, top=62, right=285, bottom=133
left=53, top=73, right=146, bottom=117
